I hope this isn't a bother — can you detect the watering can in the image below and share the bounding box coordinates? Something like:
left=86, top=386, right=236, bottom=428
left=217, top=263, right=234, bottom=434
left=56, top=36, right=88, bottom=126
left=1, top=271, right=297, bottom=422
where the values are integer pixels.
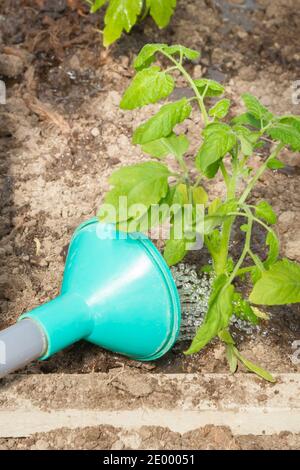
left=0, top=218, right=181, bottom=378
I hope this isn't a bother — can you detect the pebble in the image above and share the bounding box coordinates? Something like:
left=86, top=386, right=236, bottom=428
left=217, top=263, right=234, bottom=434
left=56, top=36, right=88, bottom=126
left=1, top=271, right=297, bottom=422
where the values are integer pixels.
left=90, top=127, right=100, bottom=137
left=0, top=54, right=24, bottom=77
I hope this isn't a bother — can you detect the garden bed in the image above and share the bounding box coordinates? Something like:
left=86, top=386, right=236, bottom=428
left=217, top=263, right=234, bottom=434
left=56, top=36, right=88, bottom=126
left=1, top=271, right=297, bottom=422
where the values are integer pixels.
left=0, top=0, right=299, bottom=449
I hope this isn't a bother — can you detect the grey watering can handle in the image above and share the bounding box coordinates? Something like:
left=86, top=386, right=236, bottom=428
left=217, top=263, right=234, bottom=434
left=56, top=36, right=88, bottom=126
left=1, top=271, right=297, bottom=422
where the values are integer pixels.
left=0, top=319, right=47, bottom=378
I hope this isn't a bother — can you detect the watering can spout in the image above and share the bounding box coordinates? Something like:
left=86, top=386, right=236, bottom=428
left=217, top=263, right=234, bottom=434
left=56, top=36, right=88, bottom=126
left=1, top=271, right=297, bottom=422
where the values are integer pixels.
left=0, top=219, right=181, bottom=378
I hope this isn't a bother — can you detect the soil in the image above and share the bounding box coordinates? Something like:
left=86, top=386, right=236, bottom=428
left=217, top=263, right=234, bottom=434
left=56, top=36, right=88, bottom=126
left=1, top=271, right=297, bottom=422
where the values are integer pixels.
left=1, top=425, right=300, bottom=450
left=0, top=0, right=300, bottom=450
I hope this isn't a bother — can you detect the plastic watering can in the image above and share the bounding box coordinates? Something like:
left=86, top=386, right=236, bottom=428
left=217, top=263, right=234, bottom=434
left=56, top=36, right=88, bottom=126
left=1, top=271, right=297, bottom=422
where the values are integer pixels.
left=0, top=218, right=181, bottom=378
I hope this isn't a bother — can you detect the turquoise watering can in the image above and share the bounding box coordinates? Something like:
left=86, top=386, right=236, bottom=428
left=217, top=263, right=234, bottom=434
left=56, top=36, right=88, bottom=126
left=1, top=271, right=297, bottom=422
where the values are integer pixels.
left=0, top=218, right=181, bottom=378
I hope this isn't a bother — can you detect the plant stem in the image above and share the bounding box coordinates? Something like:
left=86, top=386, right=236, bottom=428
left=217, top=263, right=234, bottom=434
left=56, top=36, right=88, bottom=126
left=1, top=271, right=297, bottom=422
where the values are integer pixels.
left=239, top=143, right=284, bottom=204
left=161, top=51, right=210, bottom=125
left=214, top=165, right=238, bottom=275
left=226, top=208, right=253, bottom=285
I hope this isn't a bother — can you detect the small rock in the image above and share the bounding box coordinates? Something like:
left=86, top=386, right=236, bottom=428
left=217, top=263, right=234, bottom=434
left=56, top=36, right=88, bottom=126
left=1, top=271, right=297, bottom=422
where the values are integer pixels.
left=0, top=54, right=24, bottom=77
left=68, top=54, right=81, bottom=71
left=279, top=211, right=295, bottom=228
left=91, top=127, right=100, bottom=137
left=193, top=64, right=202, bottom=78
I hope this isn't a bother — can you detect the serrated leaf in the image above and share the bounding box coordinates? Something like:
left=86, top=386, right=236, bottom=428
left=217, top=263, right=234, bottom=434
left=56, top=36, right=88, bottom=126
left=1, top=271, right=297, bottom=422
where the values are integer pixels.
left=242, top=93, right=273, bottom=122
left=141, top=133, right=189, bottom=159
left=185, top=277, right=234, bottom=354
left=279, top=115, right=300, bottom=133
left=134, top=43, right=167, bottom=71
left=233, top=348, right=275, bottom=382
left=165, top=44, right=200, bottom=61
left=103, top=162, right=170, bottom=219
left=231, top=112, right=262, bottom=129
left=90, top=0, right=107, bottom=13
left=196, top=129, right=236, bottom=174
left=202, top=122, right=231, bottom=137
left=209, top=99, right=231, bottom=119
left=103, top=0, right=143, bottom=47
left=120, top=66, right=174, bottom=110
left=267, top=157, right=285, bottom=170
left=255, top=200, right=277, bottom=225
left=146, top=0, right=176, bottom=28
left=194, top=79, right=225, bottom=97
left=249, top=259, right=300, bottom=305
left=267, top=123, right=300, bottom=152
left=133, top=98, right=191, bottom=144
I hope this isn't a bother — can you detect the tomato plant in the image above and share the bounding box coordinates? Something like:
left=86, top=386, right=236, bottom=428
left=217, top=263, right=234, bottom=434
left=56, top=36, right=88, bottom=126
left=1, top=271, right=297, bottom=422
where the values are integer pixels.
left=100, top=44, right=300, bottom=381
left=87, top=0, right=177, bottom=46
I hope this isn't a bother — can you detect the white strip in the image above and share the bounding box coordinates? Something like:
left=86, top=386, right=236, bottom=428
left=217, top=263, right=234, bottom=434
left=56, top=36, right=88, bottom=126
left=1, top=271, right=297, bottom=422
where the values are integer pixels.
left=0, top=407, right=300, bottom=438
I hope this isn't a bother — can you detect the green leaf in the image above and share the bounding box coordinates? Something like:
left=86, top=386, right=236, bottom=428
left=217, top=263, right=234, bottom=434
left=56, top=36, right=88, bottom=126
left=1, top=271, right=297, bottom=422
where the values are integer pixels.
left=238, top=135, right=253, bottom=156
left=232, top=112, right=261, bottom=129
left=267, top=157, right=285, bottom=170
left=120, top=66, right=174, bottom=110
left=103, top=0, right=143, bottom=47
left=194, top=79, right=225, bottom=97
left=279, top=115, right=300, bottom=133
left=104, top=162, right=170, bottom=219
left=165, top=44, right=200, bottom=61
left=164, top=238, right=187, bottom=266
left=196, top=129, right=236, bottom=175
left=219, top=329, right=235, bottom=345
left=233, top=292, right=259, bottom=325
left=208, top=197, right=222, bottom=215
left=192, top=186, right=208, bottom=205
left=226, top=345, right=238, bottom=374
left=185, top=276, right=234, bottom=354
left=134, top=43, right=167, bottom=71
left=264, top=231, right=279, bottom=268
left=172, top=183, right=189, bottom=204
left=209, top=99, right=231, bottom=119
left=146, top=0, right=177, bottom=28
left=202, top=122, right=232, bottom=137
left=133, top=98, right=191, bottom=144
left=241, top=93, right=273, bottom=122
left=249, top=259, right=300, bottom=305
left=125, top=186, right=175, bottom=232
left=255, top=200, right=277, bottom=225
left=215, top=199, right=238, bottom=216
left=90, top=0, right=107, bottom=13
left=141, top=133, right=189, bottom=159
left=267, top=123, right=300, bottom=152
left=233, top=348, right=275, bottom=383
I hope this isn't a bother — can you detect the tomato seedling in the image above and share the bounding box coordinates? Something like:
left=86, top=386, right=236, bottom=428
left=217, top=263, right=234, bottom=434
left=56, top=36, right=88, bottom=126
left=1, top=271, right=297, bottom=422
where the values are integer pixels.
left=100, top=43, right=300, bottom=381
left=87, top=0, right=177, bottom=47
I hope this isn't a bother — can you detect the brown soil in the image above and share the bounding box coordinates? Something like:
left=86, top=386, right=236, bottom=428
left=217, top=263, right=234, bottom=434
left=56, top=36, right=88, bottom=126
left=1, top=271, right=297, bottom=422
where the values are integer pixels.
left=1, top=424, right=300, bottom=450
left=0, top=0, right=300, bottom=449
